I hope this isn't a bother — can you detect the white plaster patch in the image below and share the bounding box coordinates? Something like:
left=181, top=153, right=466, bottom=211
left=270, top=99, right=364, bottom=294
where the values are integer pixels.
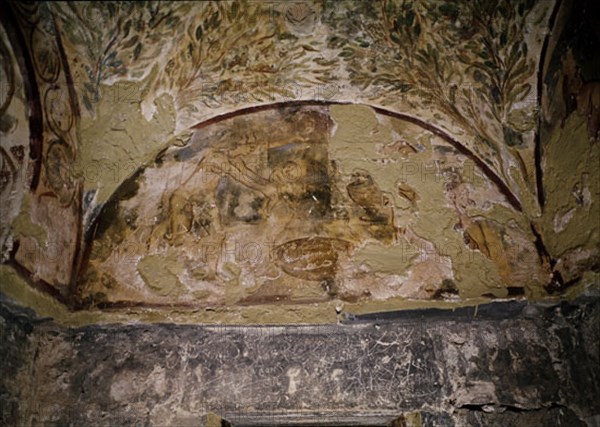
left=331, top=368, right=344, bottom=380
left=110, top=373, right=140, bottom=402
left=286, top=367, right=301, bottom=395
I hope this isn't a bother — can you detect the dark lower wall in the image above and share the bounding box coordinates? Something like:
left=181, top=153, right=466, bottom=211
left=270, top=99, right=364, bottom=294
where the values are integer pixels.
left=0, top=297, right=37, bottom=426
left=1, top=293, right=599, bottom=426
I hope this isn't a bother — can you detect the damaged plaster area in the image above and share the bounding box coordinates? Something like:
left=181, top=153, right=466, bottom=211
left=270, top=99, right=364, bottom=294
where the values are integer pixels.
left=75, top=105, right=548, bottom=314
left=1, top=0, right=598, bottom=323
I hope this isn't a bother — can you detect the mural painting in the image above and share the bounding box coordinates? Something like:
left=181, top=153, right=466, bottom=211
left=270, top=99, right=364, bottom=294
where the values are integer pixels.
left=0, top=1, right=597, bottom=319
left=78, top=105, right=547, bottom=308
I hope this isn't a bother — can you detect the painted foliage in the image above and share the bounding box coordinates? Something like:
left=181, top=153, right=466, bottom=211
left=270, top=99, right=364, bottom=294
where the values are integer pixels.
left=1, top=0, right=598, bottom=316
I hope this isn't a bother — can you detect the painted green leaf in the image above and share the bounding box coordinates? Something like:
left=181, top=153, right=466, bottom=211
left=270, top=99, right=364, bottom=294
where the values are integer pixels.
left=473, top=70, right=487, bottom=83
left=456, top=53, right=471, bottom=63
left=209, top=11, right=220, bottom=29
left=503, top=123, right=524, bottom=147
left=82, top=94, right=93, bottom=112
left=406, top=10, right=415, bottom=27
left=122, top=35, right=138, bottom=49
left=106, top=3, right=116, bottom=17
left=439, top=3, right=459, bottom=19
left=492, top=86, right=503, bottom=104
left=414, top=22, right=421, bottom=37
left=133, top=43, right=142, bottom=60
left=83, top=82, right=95, bottom=93
left=339, top=48, right=355, bottom=58
left=228, top=2, right=239, bottom=20
left=513, top=83, right=531, bottom=102
left=484, top=60, right=496, bottom=69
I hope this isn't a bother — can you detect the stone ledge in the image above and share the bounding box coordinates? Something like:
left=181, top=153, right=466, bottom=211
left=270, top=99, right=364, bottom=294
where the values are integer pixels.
left=1, top=293, right=598, bottom=426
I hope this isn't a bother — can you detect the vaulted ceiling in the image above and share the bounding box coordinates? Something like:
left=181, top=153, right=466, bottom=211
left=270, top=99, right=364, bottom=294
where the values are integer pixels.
left=1, top=1, right=598, bottom=323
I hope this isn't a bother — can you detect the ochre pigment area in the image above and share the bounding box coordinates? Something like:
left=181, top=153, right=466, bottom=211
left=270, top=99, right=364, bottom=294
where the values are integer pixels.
left=76, top=105, right=548, bottom=313
left=540, top=114, right=600, bottom=285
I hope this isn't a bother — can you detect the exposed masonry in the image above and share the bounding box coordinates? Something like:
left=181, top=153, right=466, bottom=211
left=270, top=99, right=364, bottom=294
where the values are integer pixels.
left=1, top=293, right=598, bottom=426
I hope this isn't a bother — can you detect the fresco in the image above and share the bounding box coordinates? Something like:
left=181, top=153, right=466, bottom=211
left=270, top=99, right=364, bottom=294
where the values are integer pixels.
left=0, top=2, right=83, bottom=300
left=536, top=0, right=600, bottom=290
left=77, top=105, right=547, bottom=308
left=0, top=24, right=30, bottom=260
left=46, top=1, right=554, bottom=219
left=0, top=0, right=598, bottom=319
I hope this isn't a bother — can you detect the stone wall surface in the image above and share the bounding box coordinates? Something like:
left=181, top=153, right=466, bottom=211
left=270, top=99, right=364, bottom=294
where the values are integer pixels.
left=0, top=298, right=37, bottom=426
left=1, top=293, right=598, bottom=426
